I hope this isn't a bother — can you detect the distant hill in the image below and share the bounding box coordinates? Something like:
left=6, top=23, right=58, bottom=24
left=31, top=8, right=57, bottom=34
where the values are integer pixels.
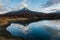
left=5, top=8, right=44, bottom=15
left=0, top=8, right=60, bottom=26
left=49, top=11, right=60, bottom=14
left=0, top=8, right=60, bottom=20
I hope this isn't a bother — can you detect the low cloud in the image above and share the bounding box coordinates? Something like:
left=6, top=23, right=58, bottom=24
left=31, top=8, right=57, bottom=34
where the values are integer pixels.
left=0, top=0, right=13, bottom=14
left=51, top=0, right=60, bottom=4
left=39, top=3, right=60, bottom=13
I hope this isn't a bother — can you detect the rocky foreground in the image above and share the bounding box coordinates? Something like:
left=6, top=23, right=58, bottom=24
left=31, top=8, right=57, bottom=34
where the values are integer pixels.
left=0, top=25, right=24, bottom=40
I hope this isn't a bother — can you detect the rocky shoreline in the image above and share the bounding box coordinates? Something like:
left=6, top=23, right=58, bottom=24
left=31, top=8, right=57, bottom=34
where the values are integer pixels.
left=0, top=23, right=24, bottom=40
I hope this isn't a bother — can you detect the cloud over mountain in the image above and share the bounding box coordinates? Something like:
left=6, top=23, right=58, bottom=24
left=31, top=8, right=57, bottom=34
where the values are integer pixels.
left=0, top=0, right=60, bottom=14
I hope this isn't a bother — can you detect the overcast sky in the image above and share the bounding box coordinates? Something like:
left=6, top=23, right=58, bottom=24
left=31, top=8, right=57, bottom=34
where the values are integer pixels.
left=0, top=0, right=60, bottom=14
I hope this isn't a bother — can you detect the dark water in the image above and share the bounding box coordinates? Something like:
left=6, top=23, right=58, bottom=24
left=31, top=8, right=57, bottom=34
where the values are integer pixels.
left=6, top=20, right=60, bottom=40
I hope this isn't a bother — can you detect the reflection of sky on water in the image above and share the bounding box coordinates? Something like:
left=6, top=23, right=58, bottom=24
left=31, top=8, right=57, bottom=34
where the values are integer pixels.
left=6, top=20, right=60, bottom=40
left=6, top=24, right=27, bottom=38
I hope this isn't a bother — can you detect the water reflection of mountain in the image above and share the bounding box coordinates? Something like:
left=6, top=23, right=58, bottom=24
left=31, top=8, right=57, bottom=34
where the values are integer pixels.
left=6, top=20, right=60, bottom=40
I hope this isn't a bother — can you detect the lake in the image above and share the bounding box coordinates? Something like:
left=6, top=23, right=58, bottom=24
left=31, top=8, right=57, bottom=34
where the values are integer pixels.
left=6, top=20, right=60, bottom=40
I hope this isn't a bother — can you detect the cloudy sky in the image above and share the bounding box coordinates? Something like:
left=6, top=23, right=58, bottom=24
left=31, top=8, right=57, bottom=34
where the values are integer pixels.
left=0, top=0, right=60, bottom=14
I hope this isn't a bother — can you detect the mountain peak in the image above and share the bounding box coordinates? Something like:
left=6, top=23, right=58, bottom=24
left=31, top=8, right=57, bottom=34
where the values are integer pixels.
left=21, top=8, right=29, bottom=11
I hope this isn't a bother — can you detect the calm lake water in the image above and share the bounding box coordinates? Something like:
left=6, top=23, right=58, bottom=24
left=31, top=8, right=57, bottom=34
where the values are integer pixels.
left=6, top=20, right=60, bottom=40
